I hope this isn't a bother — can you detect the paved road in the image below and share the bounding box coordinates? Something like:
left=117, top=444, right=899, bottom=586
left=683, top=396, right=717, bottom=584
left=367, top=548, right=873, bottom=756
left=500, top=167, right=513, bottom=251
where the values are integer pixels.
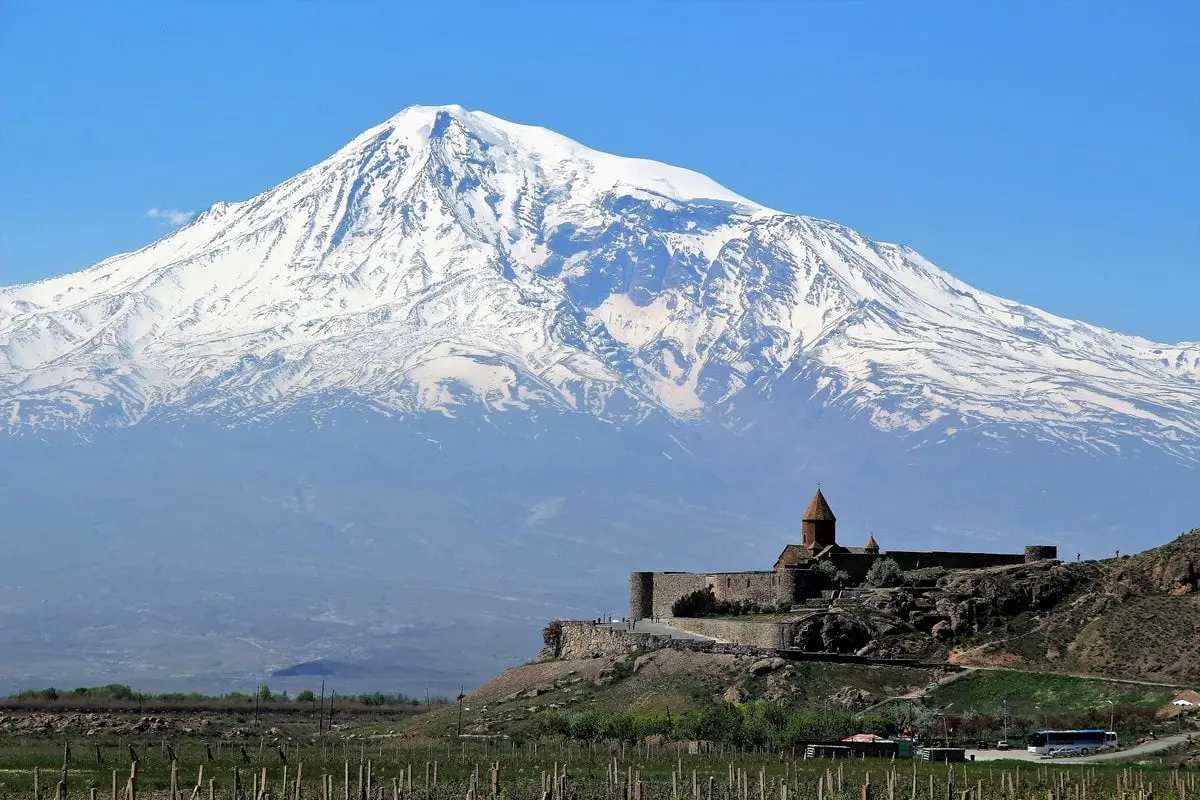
left=967, top=733, right=1193, bottom=763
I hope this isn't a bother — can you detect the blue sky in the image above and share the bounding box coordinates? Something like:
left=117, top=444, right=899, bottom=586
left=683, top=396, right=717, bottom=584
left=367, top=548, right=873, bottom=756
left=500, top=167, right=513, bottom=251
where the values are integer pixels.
left=1, top=0, right=1196, bottom=342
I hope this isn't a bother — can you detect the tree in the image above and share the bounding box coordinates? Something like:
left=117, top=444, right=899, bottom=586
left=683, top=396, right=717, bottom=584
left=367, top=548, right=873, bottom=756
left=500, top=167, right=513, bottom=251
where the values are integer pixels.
left=864, top=558, right=904, bottom=588
left=814, top=560, right=851, bottom=588
left=672, top=587, right=720, bottom=617
left=257, top=685, right=272, bottom=702
left=566, top=709, right=602, bottom=741
left=542, top=620, right=564, bottom=655
left=357, top=692, right=388, bottom=706
left=297, top=690, right=316, bottom=703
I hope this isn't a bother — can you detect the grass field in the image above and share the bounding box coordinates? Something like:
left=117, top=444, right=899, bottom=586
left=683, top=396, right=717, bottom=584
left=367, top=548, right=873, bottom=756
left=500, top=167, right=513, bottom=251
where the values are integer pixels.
left=926, top=669, right=1177, bottom=718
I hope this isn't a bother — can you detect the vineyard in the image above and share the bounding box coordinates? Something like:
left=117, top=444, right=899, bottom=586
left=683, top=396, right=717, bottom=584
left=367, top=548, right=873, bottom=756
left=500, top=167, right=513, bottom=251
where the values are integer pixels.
left=0, top=736, right=1193, bottom=800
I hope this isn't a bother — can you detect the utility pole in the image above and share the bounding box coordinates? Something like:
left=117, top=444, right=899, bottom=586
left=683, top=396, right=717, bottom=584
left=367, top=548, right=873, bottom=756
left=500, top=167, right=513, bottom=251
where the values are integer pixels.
left=456, top=687, right=466, bottom=737
left=1001, top=701, right=1009, bottom=743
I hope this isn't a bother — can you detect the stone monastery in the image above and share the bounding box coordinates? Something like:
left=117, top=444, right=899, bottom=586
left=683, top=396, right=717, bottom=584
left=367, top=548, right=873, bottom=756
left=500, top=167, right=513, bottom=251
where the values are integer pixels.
left=629, top=487, right=1057, bottom=620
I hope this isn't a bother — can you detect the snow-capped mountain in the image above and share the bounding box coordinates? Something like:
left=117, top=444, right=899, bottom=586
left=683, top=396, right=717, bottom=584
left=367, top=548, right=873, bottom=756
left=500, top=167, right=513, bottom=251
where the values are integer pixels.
left=2, top=104, right=1197, bottom=459
left=1, top=106, right=1197, bottom=693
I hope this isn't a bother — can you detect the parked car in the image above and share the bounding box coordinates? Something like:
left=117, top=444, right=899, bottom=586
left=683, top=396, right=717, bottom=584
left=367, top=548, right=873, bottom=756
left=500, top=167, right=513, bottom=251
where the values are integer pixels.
left=1047, top=746, right=1081, bottom=758
left=996, top=740, right=1010, bottom=751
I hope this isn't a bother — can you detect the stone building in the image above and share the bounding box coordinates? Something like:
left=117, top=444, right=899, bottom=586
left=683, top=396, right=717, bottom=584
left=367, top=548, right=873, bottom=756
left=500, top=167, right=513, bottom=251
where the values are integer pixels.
left=629, top=486, right=1057, bottom=621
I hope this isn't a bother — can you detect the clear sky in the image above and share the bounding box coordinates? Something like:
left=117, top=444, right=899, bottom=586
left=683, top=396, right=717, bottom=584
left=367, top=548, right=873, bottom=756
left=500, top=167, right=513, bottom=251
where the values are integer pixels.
left=1, top=0, right=1196, bottom=342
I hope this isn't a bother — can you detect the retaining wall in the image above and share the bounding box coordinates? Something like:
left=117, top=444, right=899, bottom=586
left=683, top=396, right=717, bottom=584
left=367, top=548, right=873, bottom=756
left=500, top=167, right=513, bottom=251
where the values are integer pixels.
left=666, top=617, right=784, bottom=649
left=556, top=622, right=637, bottom=659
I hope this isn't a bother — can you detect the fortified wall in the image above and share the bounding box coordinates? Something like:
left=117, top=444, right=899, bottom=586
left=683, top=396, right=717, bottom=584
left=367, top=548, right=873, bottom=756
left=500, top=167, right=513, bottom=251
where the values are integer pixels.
left=629, top=487, right=1057, bottom=621
left=630, top=569, right=813, bottom=619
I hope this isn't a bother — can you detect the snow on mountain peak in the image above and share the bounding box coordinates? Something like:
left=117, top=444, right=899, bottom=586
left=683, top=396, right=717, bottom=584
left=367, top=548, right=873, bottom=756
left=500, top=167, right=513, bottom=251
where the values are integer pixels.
left=0, top=106, right=1197, bottom=460
left=349, top=104, right=764, bottom=211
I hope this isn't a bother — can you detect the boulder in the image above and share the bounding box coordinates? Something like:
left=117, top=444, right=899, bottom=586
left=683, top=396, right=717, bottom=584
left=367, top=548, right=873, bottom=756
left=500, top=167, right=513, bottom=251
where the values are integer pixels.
left=749, top=658, right=784, bottom=675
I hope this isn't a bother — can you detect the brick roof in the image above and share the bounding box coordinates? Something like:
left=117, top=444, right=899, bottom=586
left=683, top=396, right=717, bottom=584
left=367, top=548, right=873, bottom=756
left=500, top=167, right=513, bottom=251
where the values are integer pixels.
left=774, top=544, right=809, bottom=568
left=803, top=488, right=837, bottom=522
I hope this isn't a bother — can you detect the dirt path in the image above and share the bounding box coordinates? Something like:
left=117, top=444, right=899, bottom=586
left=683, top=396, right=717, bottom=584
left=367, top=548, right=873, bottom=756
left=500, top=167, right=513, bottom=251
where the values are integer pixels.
left=965, top=664, right=1186, bottom=689
left=860, top=668, right=972, bottom=713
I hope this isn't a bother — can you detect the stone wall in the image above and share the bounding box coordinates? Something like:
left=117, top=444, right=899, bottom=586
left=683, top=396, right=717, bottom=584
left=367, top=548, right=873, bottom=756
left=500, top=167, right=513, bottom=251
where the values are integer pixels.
left=631, top=547, right=1055, bottom=620
left=666, top=617, right=784, bottom=649
left=630, top=572, right=654, bottom=619
left=555, top=622, right=637, bottom=660
left=706, top=571, right=783, bottom=606
left=885, top=551, right=1027, bottom=572
left=824, top=553, right=881, bottom=584
left=634, top=570, right=802, bottom=619
left=644, top=572, right=708, bottom=619
left=1024, top=545, right=1058, bottom=562
left=825, top=551, right=1034, bottom=583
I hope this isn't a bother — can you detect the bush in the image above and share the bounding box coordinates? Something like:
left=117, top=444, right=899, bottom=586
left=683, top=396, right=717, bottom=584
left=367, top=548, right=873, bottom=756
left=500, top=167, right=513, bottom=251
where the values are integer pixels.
left=296, top=690, right=316, bottom=703
left=865, top=558, right=904, bottom=588
left=814, top=560, right=851, bottom=588
left=671, top=587, right=786, bottom=618
left=671, top=588, right=720, bottom=617
left=357, top=692, right=388, bottom=706
left=542, top=620, right=564, bottom=655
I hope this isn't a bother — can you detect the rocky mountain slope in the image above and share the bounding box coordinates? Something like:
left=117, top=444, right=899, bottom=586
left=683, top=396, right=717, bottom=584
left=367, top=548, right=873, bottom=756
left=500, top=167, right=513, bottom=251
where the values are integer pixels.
left=1, top=105, right=1197, bottom=459
left=777, top=529, right=1200, bottom=683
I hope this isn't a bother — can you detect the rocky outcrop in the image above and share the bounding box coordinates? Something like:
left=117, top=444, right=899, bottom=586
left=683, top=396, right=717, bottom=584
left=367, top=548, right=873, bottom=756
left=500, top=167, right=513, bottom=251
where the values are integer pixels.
left=933, top=560, right=1098, bottom=637
left=1111, top=530, right=1200, bottom=596
left=783, top=613, right=873, bottom=654
left=828, top=686, right=878, bottom=711
left=749, top=657, right=786, bottom=675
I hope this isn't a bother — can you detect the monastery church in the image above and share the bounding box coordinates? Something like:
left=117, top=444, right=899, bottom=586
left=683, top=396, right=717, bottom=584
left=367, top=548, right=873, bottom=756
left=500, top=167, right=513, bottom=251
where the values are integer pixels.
left=629, top=487, right=1057, bottom=621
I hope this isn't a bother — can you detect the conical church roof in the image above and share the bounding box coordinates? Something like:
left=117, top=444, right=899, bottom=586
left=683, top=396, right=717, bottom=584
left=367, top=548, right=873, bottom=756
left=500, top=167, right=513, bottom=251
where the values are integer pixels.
left=803, top=487, right=837, bottom=522
left=864, top=534, right=880, bottom=552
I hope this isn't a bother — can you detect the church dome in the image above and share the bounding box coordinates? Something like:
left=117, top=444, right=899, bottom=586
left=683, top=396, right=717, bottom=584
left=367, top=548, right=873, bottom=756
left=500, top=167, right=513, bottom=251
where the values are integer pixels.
left=803, top=488, right=837, bottom=522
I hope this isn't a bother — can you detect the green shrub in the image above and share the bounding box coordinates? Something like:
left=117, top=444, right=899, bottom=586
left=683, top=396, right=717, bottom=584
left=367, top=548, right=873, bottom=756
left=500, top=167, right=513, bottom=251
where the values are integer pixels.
left=671, top=587, right=787, bottom=618
left=671, top=588, right=720, bottom=617
left=814, top=560, right=851, bottom=588
left=865, top=558, right=904, bottom=588
left=542, top=620, right=564, bottom=654
left=357, top=692, right=388, bottom=706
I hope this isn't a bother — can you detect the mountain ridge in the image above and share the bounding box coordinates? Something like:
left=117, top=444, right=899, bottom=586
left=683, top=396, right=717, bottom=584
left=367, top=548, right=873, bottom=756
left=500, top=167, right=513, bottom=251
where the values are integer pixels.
left=1, top=105, right=1197, bottom=460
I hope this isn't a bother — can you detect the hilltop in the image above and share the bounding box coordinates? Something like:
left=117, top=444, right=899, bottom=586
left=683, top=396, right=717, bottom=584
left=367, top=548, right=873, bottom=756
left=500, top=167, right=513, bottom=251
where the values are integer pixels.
left=407, top=530, right=1199, bottom=739
left=951, top=529, right=1200, bottom=680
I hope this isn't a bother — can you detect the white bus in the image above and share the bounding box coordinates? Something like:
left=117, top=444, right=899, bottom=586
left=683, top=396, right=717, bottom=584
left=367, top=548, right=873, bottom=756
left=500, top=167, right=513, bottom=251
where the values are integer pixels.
left=1027, top=729, right=1117, bottom=756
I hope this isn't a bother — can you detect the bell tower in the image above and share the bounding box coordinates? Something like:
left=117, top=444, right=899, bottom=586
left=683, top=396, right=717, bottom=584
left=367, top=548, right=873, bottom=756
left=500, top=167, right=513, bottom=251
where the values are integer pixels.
left=801, top=485, right=837, bottom=552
